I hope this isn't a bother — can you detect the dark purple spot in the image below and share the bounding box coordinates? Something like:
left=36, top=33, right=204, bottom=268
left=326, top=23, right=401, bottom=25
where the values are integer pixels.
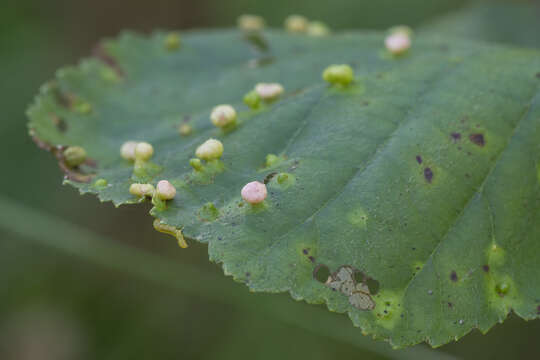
left=245, top=272, right=251, bottom=277
left=482, top=265, right=490, bottom=272
left=451, top=132, right=461, bottom=142
left=424, top=167, right=434, bottom=183
left=302, top=249, right=309, bottom=255
left=469, top=133, right=485, bottom=147
left=415, top=266, right=420, bottom=270
left=537, top=305, right=540, bottom=314
left=308, top=256, right=315, bottom=263
left=450, top=271, right=458, bottom=282
left=448, top=302, right=453, bottom=308
left=416, top=155, right=423, bottom=164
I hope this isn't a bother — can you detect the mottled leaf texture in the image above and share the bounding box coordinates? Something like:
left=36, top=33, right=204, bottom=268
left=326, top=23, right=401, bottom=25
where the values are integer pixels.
left=27, top=30, right=540, bottom=348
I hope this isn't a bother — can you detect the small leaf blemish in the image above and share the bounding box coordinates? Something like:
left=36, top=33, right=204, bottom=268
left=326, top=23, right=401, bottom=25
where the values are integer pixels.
left=424, top=167, right=433, bottom=183
left=415, top=155, right=422, bottom=164
left=469, top=133, right=485, bottom=147
left=450, top=271, right=458, bottom=282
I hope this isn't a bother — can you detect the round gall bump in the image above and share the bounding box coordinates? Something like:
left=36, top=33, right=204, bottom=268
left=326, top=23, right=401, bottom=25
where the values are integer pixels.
left=385, top=32, right=411, bottom=55
left=210, top=104, right=237, bottom=128
left=241, top=181, right=267, bottom=204
left=322, top=64, right=354, bottom=86
left=307, top=21, right=330, bottom=37
left=255, top=83, right=284, bottom=101
left=165, top=32, right=181, bottom=50
left=179, top=123, right=192, bottom=136
left=237, top=14, right=266, bottom=32
left=63, top=146, right=87, bottom=167
left=134, top=142, right=154, bottom=161
left=120, top=141, right=138, bottom=161
left=243, top=90, right=261, bottom=109
left=195, top=138, right=224, bottom=161
left=129, top=183, right=155, bottom=197
left=285, top=15, right=309, bottom=33
left=156, top=180, right=176, bottom=200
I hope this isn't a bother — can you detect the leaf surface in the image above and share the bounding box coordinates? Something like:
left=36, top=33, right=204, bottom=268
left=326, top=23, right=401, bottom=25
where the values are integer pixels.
left=27, top=29, right=540, bottom=347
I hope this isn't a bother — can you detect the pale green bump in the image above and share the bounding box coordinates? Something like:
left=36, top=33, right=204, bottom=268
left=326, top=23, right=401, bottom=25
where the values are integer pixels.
left=265, top=154, right=280, bottom=167
left=199, top=202, right=220, bottom=222
left=488, top=243, right=506, bottom=266
left=284, top=14, right=309, bottom=33
left=387, top=25, right=414, bottom=37
left=272, top=172, right=296, bottom=189
left=164, top=32, right=181, bottom=51
left=190, top=158, right=203, bottom=171
left=179, top=123, right=192, bottom=136
left=94, top=178, right=108, bottom=187
left=307, top=21, right=330, bottom=37
left=237, top=14, right=265, bottom=32
left=347, top=207, right=368, bottom=228
left=63, top=146, right=87, bottom=167
left=74, top=101, right=92, bottom=115
left=496, top=282, right=510, bottom=295
left=243, top=90, right=261, bottom=109
left=100, top=67, right=121, bottom=83
left=322, top=64, right=354, bottom=86
left=373, top=290, right=403, bottom=329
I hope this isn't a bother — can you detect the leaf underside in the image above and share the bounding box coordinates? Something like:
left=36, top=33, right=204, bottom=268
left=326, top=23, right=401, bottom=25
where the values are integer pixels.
left=27, top=29, right=540, bottom=348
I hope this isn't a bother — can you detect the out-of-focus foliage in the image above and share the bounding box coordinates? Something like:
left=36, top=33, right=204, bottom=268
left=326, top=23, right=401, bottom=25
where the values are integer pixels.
left=422, top=1, right=540, bottom=48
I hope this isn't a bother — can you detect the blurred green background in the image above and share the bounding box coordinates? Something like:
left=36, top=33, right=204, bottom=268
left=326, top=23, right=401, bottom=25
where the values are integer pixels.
left=1, top=0, right=540, bottom=359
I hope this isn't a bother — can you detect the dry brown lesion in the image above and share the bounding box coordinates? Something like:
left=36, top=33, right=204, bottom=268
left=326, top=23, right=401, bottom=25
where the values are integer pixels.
left=325, top=265, right=376, bottom=311
left=29, top=131, right=96, bottom=183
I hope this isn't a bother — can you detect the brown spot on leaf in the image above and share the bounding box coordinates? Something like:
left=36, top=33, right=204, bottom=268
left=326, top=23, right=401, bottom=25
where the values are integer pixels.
left=92, top=43, right=125, bottom=77
left=51, top=114, right=67, bottom=132
left=416, top=155, right=422, bottom=164
left=302, top=249, right=309, bottom=255
left=308, top=256, right=315, bottom=263
left=469, top=133, right=485, bottom=147
left=536, top=73, right=540, bottom=79
left=451, top=132, right=461, bottom=142
left=537, top=305, right=540, bottom=314
left=448, top=302, right=453, bottom=308
left=424, top=167, right=433, bottom=183
left=30, top=134, right=95, bottom=183
left=450, top=271, right=458, bottom=282
left=482, top=265, right=490, bottom=272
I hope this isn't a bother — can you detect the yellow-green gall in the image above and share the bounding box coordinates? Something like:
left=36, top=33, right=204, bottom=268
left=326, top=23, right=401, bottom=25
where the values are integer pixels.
left=94, top=178, right=108, bottom=187
left=74, top=101, right=92, bottom=115
left=388, top=25, right=413, bottom=37
left=129, top=183, right=155, bottom=197
left=156, top=180, right=176, bottom=200
left=496, top=283, right=510, bottom=295
left=189, top=158, right=203, bottom=171
left=255, top=82, right=284, bottom=102
left=164, top=32, right=181, bottom=50
left=285, top=15, right=309, bottom=33
left=179, top=123, right=192, bottom=136
left=210, top=104, right=237, bottom=128
left=237, top=14, right=266, bottom=32
left=322, top=64, right=354, bottom=86
left=265, top=154, right=280, bottom=167
left=195, top=139, right=224, bottom=161
left=134, top=142, right=154, bottom=161
left=307, top=21, right=330, bottom=37
left=153, top=219, right=188, bottom=248
left=63, top=146, right=87, bottom=167
left=243, top=90, right=261, bottom=109
left=120, top=141, right=138, bottom=161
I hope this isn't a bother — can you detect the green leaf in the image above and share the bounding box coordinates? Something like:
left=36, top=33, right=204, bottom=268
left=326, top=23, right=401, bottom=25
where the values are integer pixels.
left=27, top=29, right=540, bottom=348
left=422, top=1, right=540, bottom=48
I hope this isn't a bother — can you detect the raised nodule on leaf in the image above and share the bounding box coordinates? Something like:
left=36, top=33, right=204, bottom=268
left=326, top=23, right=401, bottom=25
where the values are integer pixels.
left=195, top=139, right=223, bottom=161
left=322, top=64, right=354, bottom=86
left=27, top=29, right=540, bottom=348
